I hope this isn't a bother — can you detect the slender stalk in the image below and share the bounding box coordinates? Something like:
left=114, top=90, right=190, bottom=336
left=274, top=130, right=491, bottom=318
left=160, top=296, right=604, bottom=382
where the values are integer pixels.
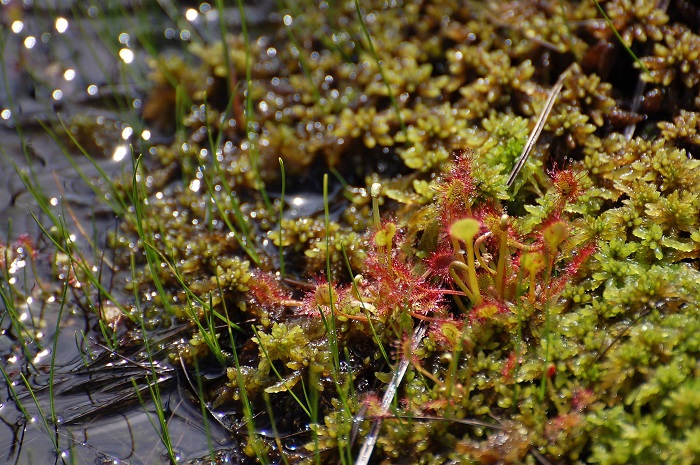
left=279, top=158, right=286, bottom=276
left=264, top=392, right=292, bottom=465
left=276, top=0, right=322, bottom=104
left=353, top=0, right=406, bottom=135
left=323, top=174, right=339, bottom=371
left=464, top=239, right=482, bottom=306
left=448, top=262, right=477, bottom=304
left=235, top=0, right=271, bottom=211
left=49, top=279, right=70, bottom=429
left=592, top=0, right=652, bottom=78
left=215, top=0, right=235, bottom=96
left=370, top=182, right=382, bottom=228
left=230, top=336, right=269, bottom=464
left=19, top=372, right=61, bottom=457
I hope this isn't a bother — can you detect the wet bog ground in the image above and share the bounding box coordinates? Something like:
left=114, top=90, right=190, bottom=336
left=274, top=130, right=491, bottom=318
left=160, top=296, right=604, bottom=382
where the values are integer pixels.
left=5, top=1, right=700, bottom=464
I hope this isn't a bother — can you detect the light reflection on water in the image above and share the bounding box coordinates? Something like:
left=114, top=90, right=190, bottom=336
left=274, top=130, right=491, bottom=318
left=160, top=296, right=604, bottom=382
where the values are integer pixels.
left=55, top=17, right=68, bottom=33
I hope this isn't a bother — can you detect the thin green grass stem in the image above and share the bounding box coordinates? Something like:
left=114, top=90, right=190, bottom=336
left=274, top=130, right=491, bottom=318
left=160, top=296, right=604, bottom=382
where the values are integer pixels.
left=539, top=279, right=553, bottom=405
left=235, top=0, right=272, bottom=212
left=592, top=0, right=651, bottom=78
left=276, top=0, right=322, bottom=104
left=512, top=267, right=525, bottom=412
left=320, top=174, right=355, bottom=465
left=203, top=92, right=255, bottom=242
left=20, top=372, right=61, bottom=455
left=341, top=245, right=390, bottom=367
left=0, top=363, right=32, bottom=428
left=218, top=291, right=268, bottom=463
left=215, top=0, right=235, bottom=95
left=322, top=174, right=340, bottom=372
left=263, top=392, right=292, bottom=465
left=187, top=356, right=216, bottom=462
left=353, top=0, right=405, bottom=135
left=131, top=290, right=177, bottom=463
left=139, top=238, right=242, bottom=331
left=199, top=157, right=261, bottom=266
left=132, top=379, right=177, bottom=464
left=230, top=337, right=269, bottom=464
left=49, top=279, right=70, bottom=429
left=278, top=158, right=286, bottom=276
left=129, top=156, right=176, bottom=316
left=536, top=249, right=556, bottom=406
left=308, top=369, right=322, bottom=465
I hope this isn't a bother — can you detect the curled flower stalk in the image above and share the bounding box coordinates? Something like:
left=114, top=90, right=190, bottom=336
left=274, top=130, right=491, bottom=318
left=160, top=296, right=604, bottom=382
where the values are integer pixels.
left=449, top=217, right=483, bottom=307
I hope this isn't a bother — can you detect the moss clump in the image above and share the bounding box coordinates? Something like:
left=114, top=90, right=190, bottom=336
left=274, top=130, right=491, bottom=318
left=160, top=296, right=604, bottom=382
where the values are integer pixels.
left=89, top=0, right=700, bottom=463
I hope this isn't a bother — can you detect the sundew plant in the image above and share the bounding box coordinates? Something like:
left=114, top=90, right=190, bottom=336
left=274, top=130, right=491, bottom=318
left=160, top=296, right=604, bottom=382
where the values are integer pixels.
left=3, top=0, right=700, bottom=464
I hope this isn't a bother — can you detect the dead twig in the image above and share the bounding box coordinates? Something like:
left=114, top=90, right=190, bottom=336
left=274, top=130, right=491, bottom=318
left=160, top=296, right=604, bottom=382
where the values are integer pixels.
left=354, top=322, right=427, bottom=465
left=507, top=64, right=573, bottom=189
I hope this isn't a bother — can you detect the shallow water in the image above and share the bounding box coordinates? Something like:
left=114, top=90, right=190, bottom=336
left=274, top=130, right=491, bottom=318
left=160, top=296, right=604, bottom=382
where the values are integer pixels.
left=0, top=1, right=274, bottom=463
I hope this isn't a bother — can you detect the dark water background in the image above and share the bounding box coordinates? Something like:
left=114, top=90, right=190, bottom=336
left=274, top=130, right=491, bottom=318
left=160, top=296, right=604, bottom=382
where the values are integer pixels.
left=0, top=1, right=273, bottom=463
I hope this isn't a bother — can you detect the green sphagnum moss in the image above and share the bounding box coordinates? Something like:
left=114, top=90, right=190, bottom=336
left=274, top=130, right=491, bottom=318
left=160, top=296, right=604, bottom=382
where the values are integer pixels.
left=7, top=0, right=700, bottom=464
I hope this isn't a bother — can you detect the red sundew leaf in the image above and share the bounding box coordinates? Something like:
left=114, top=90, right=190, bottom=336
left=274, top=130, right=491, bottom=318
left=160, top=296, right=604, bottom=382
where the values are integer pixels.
left=449, top=149, right=476, bottom=189
left=473, top=202, right=507, bottom=241
left=247, top=269, right=293, bottom=305
left=548, top=164, right=586, bottom=207
left=571, top=387, right=596, bottom=412
left=536, top=212, right=568, bottom=249
left=363, top=231, right=447, bottom=320
left=298, top=276, right=345, bottom=318
left=544, top=412, right=584, bottom=444
left=501, top=352, right=518, bottom=379
left=15, top=234, right=38, bottom=260
left=360, top=393, right=388, bottom=418
left=565, top=242, right=596, bottom=276
left=436, top=150, right=478, bottom=227
left=424, top=248, right=455, bottom=283
left=520, top=251, right=546, bottom=274
left=420, top=398, right=451, bottom=414
left=549, top=242, right=596, bottom=296
left=430, top=288, right=468, bottom=297
left=244, top=270, right=303, bottom=318
left=427, top=317, right=464, bottom=349
left=411, top=292, right=448, bottom=317
left=473, top=201, right=504, bottom=224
